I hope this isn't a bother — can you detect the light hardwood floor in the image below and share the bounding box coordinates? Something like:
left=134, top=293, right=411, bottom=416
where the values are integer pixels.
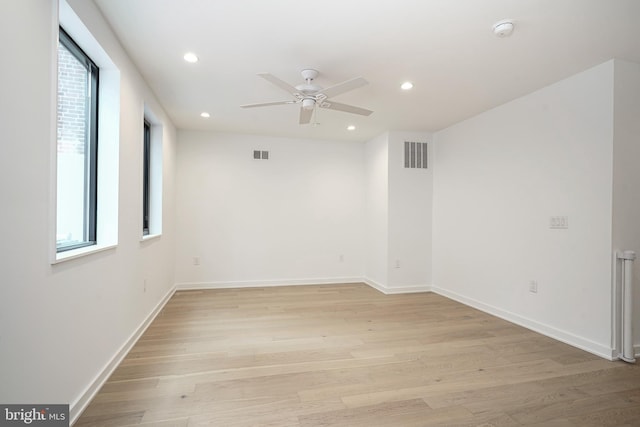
left=75, top=283, right=640, bottom=426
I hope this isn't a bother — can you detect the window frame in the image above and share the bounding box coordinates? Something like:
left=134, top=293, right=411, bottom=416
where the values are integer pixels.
left=56, top=27, right=100, bottom=253
left=142, top=119, right=151, bottom=236
left=141, top=105, right=164, bottom=240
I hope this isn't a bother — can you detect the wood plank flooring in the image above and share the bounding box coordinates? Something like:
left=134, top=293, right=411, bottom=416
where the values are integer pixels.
left=75, top=283, right=640, bottom=426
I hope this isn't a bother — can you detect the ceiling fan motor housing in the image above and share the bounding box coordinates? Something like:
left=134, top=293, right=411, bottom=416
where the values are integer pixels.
left=297, top=69, right=322, bottom=95
left=295, top=83, right=322, bottom=94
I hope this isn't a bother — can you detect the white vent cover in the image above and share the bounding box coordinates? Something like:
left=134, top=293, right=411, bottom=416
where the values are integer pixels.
left=404, top=141, right=427, bottom=169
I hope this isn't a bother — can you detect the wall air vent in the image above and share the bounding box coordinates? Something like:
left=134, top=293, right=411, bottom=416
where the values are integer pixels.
left=253, top=150, right=269, bottom=160
left=404, top=141, right=427, bottom=169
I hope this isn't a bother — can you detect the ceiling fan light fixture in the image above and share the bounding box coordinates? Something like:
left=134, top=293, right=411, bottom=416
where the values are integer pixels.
left=302, top=98, right=315, bottom=110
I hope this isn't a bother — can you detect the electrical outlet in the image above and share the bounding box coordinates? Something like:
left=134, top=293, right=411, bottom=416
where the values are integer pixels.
left=529, top=280, right=538, bottom=293
left=193, top=256, right=200, bottom=266
left=143, top=278, right=147, bottom=293
left=339, top=254, right=344, bottom=263
left=549, top=216, right=569, bottom=229
left=395, top=259, right=400, bottom=269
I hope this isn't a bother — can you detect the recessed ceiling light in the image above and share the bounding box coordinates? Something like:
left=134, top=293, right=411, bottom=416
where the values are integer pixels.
left=347, top=125, right=356, bottom=131
left=200, top=112, right=210, bottom=118
left=401, top=82, right=414, bottom=90
left=184, top=52, right=199, bottom=63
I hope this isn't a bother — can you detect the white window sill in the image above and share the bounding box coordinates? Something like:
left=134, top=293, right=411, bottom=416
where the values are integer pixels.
left=141, top=233, right=162, bottom=242
left=52, top=243, right=117, bottom=264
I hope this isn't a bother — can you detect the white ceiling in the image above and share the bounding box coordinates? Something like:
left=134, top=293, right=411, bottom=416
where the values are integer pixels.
left=94, top=0, right=640, bottom=142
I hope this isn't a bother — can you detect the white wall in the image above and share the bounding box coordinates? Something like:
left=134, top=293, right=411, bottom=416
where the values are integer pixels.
left=388, top=131, right=433, bottom=289
left=363, top=131, right=433, bottom=292
left=612, top=59, right=640, bottom=350
left=432, top=61, right=615, bottom=358
left=0, top=0, right=177, bottom=421
left=174, top=131, right=365, bottom=287
left=364, top=133, right=389, bottom=288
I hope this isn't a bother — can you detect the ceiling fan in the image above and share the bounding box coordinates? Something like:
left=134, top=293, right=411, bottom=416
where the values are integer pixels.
left=241, top=69, right=373, bottom=124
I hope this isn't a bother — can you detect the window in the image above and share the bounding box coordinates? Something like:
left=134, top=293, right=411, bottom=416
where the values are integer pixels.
left=53, top=0, right=120, bottom=263
left=141, top=105, right=163, bottom=239
left=56, top=27, right=99, bottom=252
left=142, top=119, right=151, bottom=235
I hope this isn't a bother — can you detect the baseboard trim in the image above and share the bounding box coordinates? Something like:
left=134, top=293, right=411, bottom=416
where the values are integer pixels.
left=175, top=277, right=364, bottom=291
left=430, top=285, right=615, bottom=361
left=69, top=285, right=176, bottom=425
left=364, top=278, right=431, bottom=295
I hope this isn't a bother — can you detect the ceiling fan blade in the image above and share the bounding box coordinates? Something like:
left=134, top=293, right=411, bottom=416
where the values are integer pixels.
left=320, top=101, right=373, bottom=116
left=241, top=100, right=296, bottom=108
left=258, top=73, right=300, bottom=96
left=299, top=107, right=313, bottom=124
left=320, top=77, right=368, bottom=99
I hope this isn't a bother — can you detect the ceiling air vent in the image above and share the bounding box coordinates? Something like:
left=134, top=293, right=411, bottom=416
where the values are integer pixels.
left=404, top=141, right=427, bottom=169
